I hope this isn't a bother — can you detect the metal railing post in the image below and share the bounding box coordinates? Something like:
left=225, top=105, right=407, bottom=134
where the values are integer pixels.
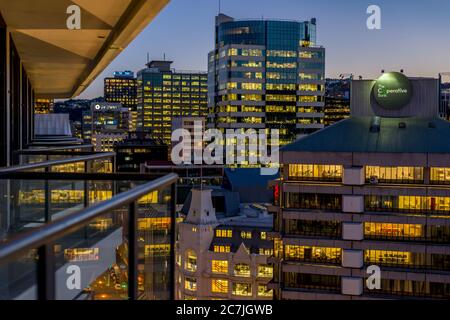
left=128, top=201, right=138, bottom=300
left=170, top=183, right=177, bottom=300
left=37, top=244, right=55, bottom=300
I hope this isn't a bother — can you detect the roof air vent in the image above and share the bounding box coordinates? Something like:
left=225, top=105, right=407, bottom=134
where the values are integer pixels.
left=399, top=122, right=406, bottom=129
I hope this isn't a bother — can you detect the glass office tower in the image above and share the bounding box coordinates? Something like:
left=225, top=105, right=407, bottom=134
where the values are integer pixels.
left=208, top=14, right=325, bottom=145
left=104, top=71, right=138, bottom=131
left=137, top=61, right=208, bottom=145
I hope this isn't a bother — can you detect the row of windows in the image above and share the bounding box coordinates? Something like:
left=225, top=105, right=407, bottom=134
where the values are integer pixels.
left=282, top=246, right=450, bottom=271
left=283, top=220, right=450, bottom=243
left=283, top=273, right=450, bottom=299
left=215, top=229, right=268, bottom=240
left=365, top=195, right=450, bottom=214
left=285, top=165, right=450, bottom=185
left=210, top=260, right=273, bottom=277
left=288, top=165, right=342, bottom=182
left=210, top=280, right=273, bottom=297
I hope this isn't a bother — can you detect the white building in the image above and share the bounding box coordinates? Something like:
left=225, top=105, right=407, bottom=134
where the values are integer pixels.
left=176, top=189, right=274, bottom=300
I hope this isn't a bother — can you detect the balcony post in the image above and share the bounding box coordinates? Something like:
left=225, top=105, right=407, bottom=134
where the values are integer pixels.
left=128, top=201, right=138, bottom=300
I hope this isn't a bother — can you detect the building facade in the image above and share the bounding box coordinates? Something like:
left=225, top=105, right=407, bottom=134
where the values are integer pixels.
left=137, top=60, right=208, bottom=145
left=82, top=102, right=130, bottom=152
left=324, top=79, right=350, bottom=126
left=207, top=14, right=326, bottom=145
left=104, top=71, right=138, bottom=131
left=114, top=131, right=168, bottom=172
left=270, top=72, right=450, bottom=300
left=176, top=189, right=274, bottom=300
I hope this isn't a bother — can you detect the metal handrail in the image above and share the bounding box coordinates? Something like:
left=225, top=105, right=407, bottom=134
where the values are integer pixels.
left=15, top=145, right=94, bottom=154
left=0, top=173, right=177, bottom=262
left=0, top=152, right=116, bottom=174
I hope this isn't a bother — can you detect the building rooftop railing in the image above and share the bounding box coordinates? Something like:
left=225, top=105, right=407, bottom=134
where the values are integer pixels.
left=0, top=152, right=116, bottom=174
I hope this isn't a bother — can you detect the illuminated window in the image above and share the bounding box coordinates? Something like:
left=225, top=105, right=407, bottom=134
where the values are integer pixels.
left=285, top=245, right=341, bottom=264
left=240, top=231, right=252, bottom=239
left=138, top=217, right=170, bottom=231
left=144, top=244, right=170, bottom=257
left=259, top=248, right=273, bottom=256
left=184, top=250, right=197, bottom=272
left=260, top=232, right=267, bottom=240
left=289, top=164, right=342, bottom=181
left=234, top=264, right=251, bottom=277
left=257, top=285, right=273, bottom=297
left=364, top=223, right=423, bottom=240
left=212, top=260, right=228, bottom=274
left=232, top=283, right=252, bottom=296
left=365, top=250, right=412, bottom=266
left=257, top=265, right=273, bottom=278
left=214, top=245, right=231, bottom=253
left=366, top=166, right=423, bottom=183
left=64, top=248, right=99, bottom=262
left=216, top=229, right=233, bottom=238
left=185, top=277, right=197, bottom=291
left=211, top=279, right=228, bottom=294
left=431, top=168, right=450, bottom=184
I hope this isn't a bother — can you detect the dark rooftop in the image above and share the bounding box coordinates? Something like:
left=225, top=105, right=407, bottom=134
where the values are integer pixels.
left=282, top=117, right=450, bottom=154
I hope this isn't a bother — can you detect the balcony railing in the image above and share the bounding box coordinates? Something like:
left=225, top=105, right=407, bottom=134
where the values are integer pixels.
left=0, top=156, right=178, bottom=300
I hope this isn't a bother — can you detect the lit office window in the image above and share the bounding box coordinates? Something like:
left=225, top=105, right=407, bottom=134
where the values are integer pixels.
left=213, top=245, right=231, bottom=253
left=240, top=231, right=252, bottom=239
left=234, top=264, right=251, bottom=277
left=257, top=285, right=273, bottom=297
left=232, top=283, right=252, bottom=296
left=285, top=245, right=341, bottom=264
left=211, top=279, right=228, bottom=294
left=364, top=223, right=423, bottom=240
left=211, top=260, right=228, bottom=274
left=215, top=229, right=233, bottom=238
left=184, top=250, right=197, bottom=272
left=288, top=164, right=342, bottom=181
left=184, top=277, right=197, bottom=291
left=431, top=168, right=450, bottom=184
left=366, top=166, right=423, bottom=183
left=257, top=265, right=273, bottom=278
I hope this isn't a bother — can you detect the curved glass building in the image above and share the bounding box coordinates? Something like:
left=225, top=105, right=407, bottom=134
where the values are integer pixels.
left=208, top=14, right=325, bottom=145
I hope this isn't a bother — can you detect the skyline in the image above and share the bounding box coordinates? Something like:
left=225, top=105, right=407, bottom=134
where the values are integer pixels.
left=77, top=0, right=450, bottom=99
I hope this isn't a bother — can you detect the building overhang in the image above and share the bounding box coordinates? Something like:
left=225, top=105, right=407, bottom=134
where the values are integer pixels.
left=0, top=0, right=169, bottom=99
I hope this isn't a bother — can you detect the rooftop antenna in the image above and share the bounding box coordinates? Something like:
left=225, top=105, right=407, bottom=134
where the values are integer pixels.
left=218, top=0, right=221, bottom=14
left=163, top=53, right=166, bottom=61
left=146, top=52, right=149, bottom=64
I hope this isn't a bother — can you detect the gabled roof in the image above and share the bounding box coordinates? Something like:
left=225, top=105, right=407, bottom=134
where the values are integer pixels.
left=282, top=117, right=450, bottom=154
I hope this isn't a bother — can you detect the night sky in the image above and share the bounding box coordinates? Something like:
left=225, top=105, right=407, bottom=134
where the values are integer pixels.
left=77, top=0, right=450, bottom=98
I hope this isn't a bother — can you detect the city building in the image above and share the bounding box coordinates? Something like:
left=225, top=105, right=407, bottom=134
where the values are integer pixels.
left=105, top=71, right=138, bottom=131
left=270, top=72, right=450, bottom=300
left=34, top=98, right=54, bottom=114
left=114, top=131, right=168, bottom=172
left=136, top=60, right=208, bottom=145
left=82, top=102, right=130, bottom=152
left=324, top=79, right=351, bottom=126
left=171, top=116, right=206, bottom=162
left=176, top=189, right=274, bottom=300
left=207, top=14, right=326, bottom=145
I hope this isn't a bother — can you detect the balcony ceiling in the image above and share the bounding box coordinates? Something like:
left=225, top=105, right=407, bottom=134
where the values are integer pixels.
left=0, top=0, right=169, bottom=98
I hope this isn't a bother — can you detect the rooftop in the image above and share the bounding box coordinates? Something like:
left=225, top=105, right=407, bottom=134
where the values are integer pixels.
left=282, top=116, right=450, bottom=154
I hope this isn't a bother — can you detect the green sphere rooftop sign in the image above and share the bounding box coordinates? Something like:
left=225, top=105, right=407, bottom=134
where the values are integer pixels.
left=373, top=72, right=412, bottom=110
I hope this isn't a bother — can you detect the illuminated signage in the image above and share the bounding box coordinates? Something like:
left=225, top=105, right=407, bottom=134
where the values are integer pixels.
left=373, top=72, right=412, bottom=110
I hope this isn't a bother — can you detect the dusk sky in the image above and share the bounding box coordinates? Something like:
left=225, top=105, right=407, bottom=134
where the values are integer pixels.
left=77, top=0, right=450, bottom=99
